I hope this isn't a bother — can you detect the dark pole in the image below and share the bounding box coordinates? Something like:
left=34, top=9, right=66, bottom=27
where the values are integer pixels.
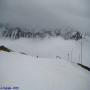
left=81, top=38, right=82, bottom=64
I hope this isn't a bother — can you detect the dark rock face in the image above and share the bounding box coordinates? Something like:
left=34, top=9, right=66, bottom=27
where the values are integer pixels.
left=0, top=45, right=12, bottom=52
left=70, top=32, right=82, bottom=40
left=0, top=23, right=82, bottom=40
left=2, top=27, right=30, bottom=39
left=2, top=28, right=82, bottom=40
left=77, top=63, right=90, bottom=72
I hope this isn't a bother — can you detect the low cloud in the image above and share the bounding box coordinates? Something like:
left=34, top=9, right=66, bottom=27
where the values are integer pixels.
left=0, top=0, right=89, bottom=31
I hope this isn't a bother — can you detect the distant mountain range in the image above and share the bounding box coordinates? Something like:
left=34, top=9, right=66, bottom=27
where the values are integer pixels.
left=0, top=23, right=83, bottom=40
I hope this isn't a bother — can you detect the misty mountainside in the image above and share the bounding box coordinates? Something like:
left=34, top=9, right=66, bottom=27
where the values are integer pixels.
left=0, top=23, right=83, bottom=40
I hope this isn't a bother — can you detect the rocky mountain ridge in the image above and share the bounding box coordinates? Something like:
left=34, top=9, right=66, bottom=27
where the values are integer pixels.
left=0, top=23, right=82, bottom=40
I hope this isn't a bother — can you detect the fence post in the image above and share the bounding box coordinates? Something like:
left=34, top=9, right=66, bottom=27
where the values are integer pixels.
left=81, top=38, right=83, bottom=64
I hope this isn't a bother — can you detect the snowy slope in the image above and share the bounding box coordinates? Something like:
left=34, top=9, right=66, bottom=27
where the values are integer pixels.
left=0, top=38, right=80, bottom=59
left=0, top=51, right=90, bottom=90
left=0, top=37, right=90, bottom=67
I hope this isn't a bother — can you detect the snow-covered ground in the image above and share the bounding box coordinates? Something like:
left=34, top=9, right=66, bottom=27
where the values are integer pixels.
left=0, top=51, right=90, bottom=90
left=0, top=37, right=90, bottom=66
left=0, top=37, right=90, bottom=90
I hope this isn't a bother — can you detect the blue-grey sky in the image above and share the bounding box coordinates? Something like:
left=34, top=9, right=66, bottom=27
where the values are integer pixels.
left=0, top=0, right=89, bottom=31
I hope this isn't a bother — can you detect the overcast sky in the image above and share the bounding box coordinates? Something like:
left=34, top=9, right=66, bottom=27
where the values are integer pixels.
left=0, top=0, right=89, bottom=31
